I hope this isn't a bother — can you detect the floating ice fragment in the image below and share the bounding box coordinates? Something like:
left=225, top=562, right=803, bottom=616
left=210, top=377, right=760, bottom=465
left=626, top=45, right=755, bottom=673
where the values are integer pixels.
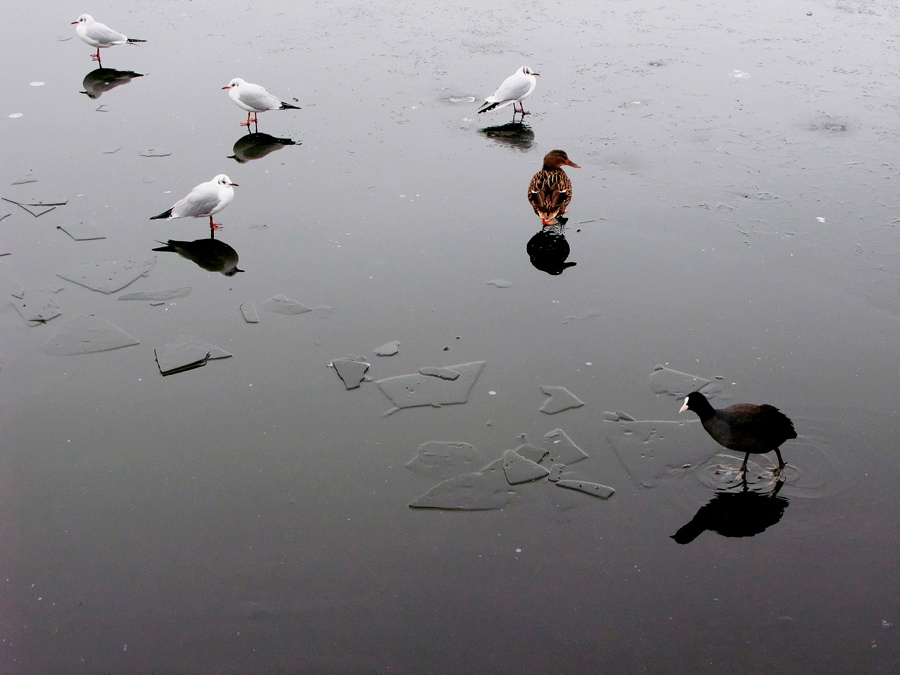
left=606, top=419, right=713, bottom=487
left=542, top=429, right=588, bottom=465
left=139, top=148, right=172, bottom=157
left=615, top=410, right=635, bottom=421
left=261, top=294, right=312, bottom=315
left=548, top=463, right=565, bottom=482
left=30, top=82, right=45, bottom=87
left=9, top=113, right=22, bottom=118
left=729, top=70, right=750, bottom=79
left=331, top=356, right=370, bottom=390
left=374, top=340, right=400, bottom=356
left=418, top=367, right=459, bottom=380
left=240, top=302, right=259, bottom=323
left=513, top=443, right=547, bottom=463
left=649, top=365, right=710, bottom=397
left=118, top=287, right=190, bottom=301
left=405, top=441, right=484, bottom=479
left=57, top=222, right=106, bottom=240
left=154, top=334, right=231, bottom=376
left=486, top=279, right=511, bottom=288
left=42, top=315, right=139, bottom=355
left=539, top=385, right=585, bottom=414
left=11, top=283, right=64, bottom=324
left=556, top=480, right=615, bottom=499
left=409, top=459, right=512, bottom=510
left=58, top=257, right=155, bottom=294
left=502, top=449, right=549, bottom=485
left=375, top=361, right=485, bottom=412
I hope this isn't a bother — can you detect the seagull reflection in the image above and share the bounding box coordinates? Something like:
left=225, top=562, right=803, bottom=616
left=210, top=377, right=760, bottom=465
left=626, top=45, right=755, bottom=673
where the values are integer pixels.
left=526, top=221, right=576, bottom=275
left=80, top=67, right=143, bottom=99
left=478, top=122, right=534, bottom=151
left=228, top=132, right=298, bottom=163
left=671, top=480, right=788, bottom=545
left=152, top=233, right=244, bottom=276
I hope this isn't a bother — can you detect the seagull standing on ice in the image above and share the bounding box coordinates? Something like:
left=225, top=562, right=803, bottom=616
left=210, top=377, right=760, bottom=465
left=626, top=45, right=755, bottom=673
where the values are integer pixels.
left=151, top=175, right=238, bottom=232
left=477, top=66, right=540, bottom=117
left=222, top=78, right=300, bottom=128
left=71, top=14, right=146, bottom=62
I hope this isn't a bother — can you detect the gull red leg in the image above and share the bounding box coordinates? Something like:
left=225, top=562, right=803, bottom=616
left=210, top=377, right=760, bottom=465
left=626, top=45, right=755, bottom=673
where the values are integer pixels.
left=209, top=216, right=223, bottom=231
left=241, top=112, right=252, bottom=127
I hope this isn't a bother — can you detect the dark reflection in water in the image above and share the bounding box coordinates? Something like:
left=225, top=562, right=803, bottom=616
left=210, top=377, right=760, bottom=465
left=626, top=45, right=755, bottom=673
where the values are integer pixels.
left=526, top=221, right=576, bottom=275
left=671, top=479, right=788, bottom=545
left=153, top=234, right=244, bottom=276
left=228, top=132, right=299, bottom=163
left=80, top=67, right=144, bottom=99
left=478, top=122, right=534, bottom=151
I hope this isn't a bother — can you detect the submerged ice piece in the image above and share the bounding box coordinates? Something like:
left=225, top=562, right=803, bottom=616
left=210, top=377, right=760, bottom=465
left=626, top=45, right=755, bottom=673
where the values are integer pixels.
left=42, top=314, right=139, bottom=355
left=409, top=459, right=513, bottom=510
left=649, top=365, right=710, bottom=398
left=331, top=356, right=370, bottom=390
left=58, top=257, right=155, bottom=294
left=405, top=441, right=485, bottom=480
left=376, top=361, right=485, bottom=413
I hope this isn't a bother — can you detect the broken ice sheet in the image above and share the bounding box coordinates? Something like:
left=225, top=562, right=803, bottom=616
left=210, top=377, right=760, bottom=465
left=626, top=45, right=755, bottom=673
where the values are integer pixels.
left=139, top=148, right=172, bottom=157
left=541, top=429, right=588, bottom=465
left=373, top=340, right=400, bottom=356
left=512, top=443, right=547, bottom=463
left=606, top=419, right=714, bottom=488
left=409, top=459, right=514, bottom=510
left=649, top=365, right=710, bottom=397
left=57, top=222, right=106, bottom=241
left=331, top=356, right=370, bottom=390
left=240, top=302, right=259, bottom=323
left=155, top=334, right=231, bottom=376
left=556, top=480, right=615, bottom=499
left=57, top=257, right=155, bottom=294
left=502, top=449, right=549, bottom=485
left=11, top=283, right=64, bottom=324
left=539, top=385, right=585, bottom=414
left=42, top=314, right=139, bottom=355
left=405, top=441, right=485, bottom=480
left=261, top=294, right=312, bottom=315
left=118, top=287, right=191, bottom=301
left=375, top=361, right=485, bottom=413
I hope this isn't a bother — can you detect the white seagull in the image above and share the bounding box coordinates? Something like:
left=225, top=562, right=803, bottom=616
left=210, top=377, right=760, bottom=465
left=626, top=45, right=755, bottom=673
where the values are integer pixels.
left=477, top=66, right=540, bottom=117
left=71, top=14, right=146, bottom=62
left=151, top=175, right=238, bottom=231
left=222, top=78, right=300, bottom=128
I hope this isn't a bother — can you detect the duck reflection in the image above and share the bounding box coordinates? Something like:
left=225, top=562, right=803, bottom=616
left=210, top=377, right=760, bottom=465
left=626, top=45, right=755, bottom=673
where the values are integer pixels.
left=527, top=222, right=576, bottom=275
left=671, top=479, right=788, bottom=545
left=228, top=132, right=298, bottom=163
left=80, top=67, right=143, bottom=99
left=478, top=122, right=534, bottom=151
left=152, top=233, right=244, bottom=276
left=528, top=149, right=580, bottom=226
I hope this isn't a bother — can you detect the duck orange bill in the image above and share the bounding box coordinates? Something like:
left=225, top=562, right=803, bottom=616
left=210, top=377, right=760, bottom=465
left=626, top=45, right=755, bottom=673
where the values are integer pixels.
left=565, top=160, right=581, bottom=168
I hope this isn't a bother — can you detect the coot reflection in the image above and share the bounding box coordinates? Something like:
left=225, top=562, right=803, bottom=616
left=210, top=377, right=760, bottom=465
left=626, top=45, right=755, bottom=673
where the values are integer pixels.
left=671, top=480, right=788, bottom=545
left=80, top=67, right=143, bottom=99
left=153, top=233, right=244, bottom=276
left=228, top=132, right=298, bottom=163
left=527, top=221, right=576, bottom=275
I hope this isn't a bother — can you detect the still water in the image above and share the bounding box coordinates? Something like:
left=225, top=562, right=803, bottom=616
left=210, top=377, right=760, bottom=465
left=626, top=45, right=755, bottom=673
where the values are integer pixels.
left=1, top=0, right=898, bottom=671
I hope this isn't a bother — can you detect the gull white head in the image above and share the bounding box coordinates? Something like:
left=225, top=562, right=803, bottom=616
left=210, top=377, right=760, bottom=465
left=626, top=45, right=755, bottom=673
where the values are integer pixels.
left=222, top=78, right=246, bottom=90
left=521, top=66, right=540, bottom=77
left=215, top=174, right=238, bottom=188
left=71, top=14, right=94, bottom=25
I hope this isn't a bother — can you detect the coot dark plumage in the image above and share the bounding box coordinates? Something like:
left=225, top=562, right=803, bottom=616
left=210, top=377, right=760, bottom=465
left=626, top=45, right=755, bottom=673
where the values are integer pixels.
left=679, top=391, right=796, bottom=480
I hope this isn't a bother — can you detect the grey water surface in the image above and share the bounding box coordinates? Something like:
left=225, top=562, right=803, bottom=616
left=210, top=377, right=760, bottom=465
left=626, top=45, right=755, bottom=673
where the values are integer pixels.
left=2, top=0, right=899, bottom=672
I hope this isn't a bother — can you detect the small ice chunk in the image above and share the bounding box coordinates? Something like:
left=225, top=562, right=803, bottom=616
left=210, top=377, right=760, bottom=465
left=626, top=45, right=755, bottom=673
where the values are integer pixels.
left=615, top=410, right=635, bottom=421
left=548, top=463, right=565, bottom=482
left=601, top=411, right=620, bottom=421
left=262, top=294, right=312, bottom=315
left=154, top=335, right=231, bottom=376
left=539, top=386, right=585, bottom=414
left=118, top=287, right=191, bottom=301
left=139, top=148, right=172, bottom=157
left=542, top=429, right=588, bottom=465
left=57, top=257, right=155, bottom=294
left=513, top=443, right=547, bottom=463
left=556, top=480, right=615, bottom=499
left=57, top=222, right=106, bottom=240
left=374, top=340, right=400, bottom=356
left=331, top=356, right=370, bottom=390
left=486, top=279, right=511, bottom=288
left=376, top=361, right=485, bottom=412
left=240, top=302, right=259, bottom=323
left=42, top=315, right=139, bottom=355
left=419, top=367, right=460, bottom=380
left=405, top=441, right=484, bottom=480
left=502, top=449, right=550, bottom=485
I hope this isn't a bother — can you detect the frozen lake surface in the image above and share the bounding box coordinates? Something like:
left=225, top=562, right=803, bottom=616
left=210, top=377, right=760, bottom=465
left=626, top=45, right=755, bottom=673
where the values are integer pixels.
left=1, top=0, right=899, bottom=671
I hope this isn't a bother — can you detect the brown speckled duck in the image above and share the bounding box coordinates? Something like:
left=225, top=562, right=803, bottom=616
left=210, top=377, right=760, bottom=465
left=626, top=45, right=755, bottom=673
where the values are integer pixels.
left=528, top=150, right=580, bottom=226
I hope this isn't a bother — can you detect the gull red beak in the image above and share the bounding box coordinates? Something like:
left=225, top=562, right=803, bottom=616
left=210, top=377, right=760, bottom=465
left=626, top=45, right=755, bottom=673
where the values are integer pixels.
left=222, top=85, right=231, bottom=90
left=71, top=20, right=79, bottom=24
left=230, top=182, right=239, bottom=187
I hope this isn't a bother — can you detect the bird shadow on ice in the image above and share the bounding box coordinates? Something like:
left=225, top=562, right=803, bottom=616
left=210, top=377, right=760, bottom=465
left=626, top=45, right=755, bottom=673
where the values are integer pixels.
left=478, top=121, right=535, bottom=151
left=152, top=232, right=244, bottom=276
left=228, top=132, right=299, bottom=164
left=526, top=220, right=577, bottom=275
left=80, top=66, right=143, bottom=99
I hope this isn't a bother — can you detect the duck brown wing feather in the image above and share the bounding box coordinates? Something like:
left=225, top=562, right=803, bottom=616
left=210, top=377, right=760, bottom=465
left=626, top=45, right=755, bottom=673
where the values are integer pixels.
left=528, top=170, right=572, bottom=217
